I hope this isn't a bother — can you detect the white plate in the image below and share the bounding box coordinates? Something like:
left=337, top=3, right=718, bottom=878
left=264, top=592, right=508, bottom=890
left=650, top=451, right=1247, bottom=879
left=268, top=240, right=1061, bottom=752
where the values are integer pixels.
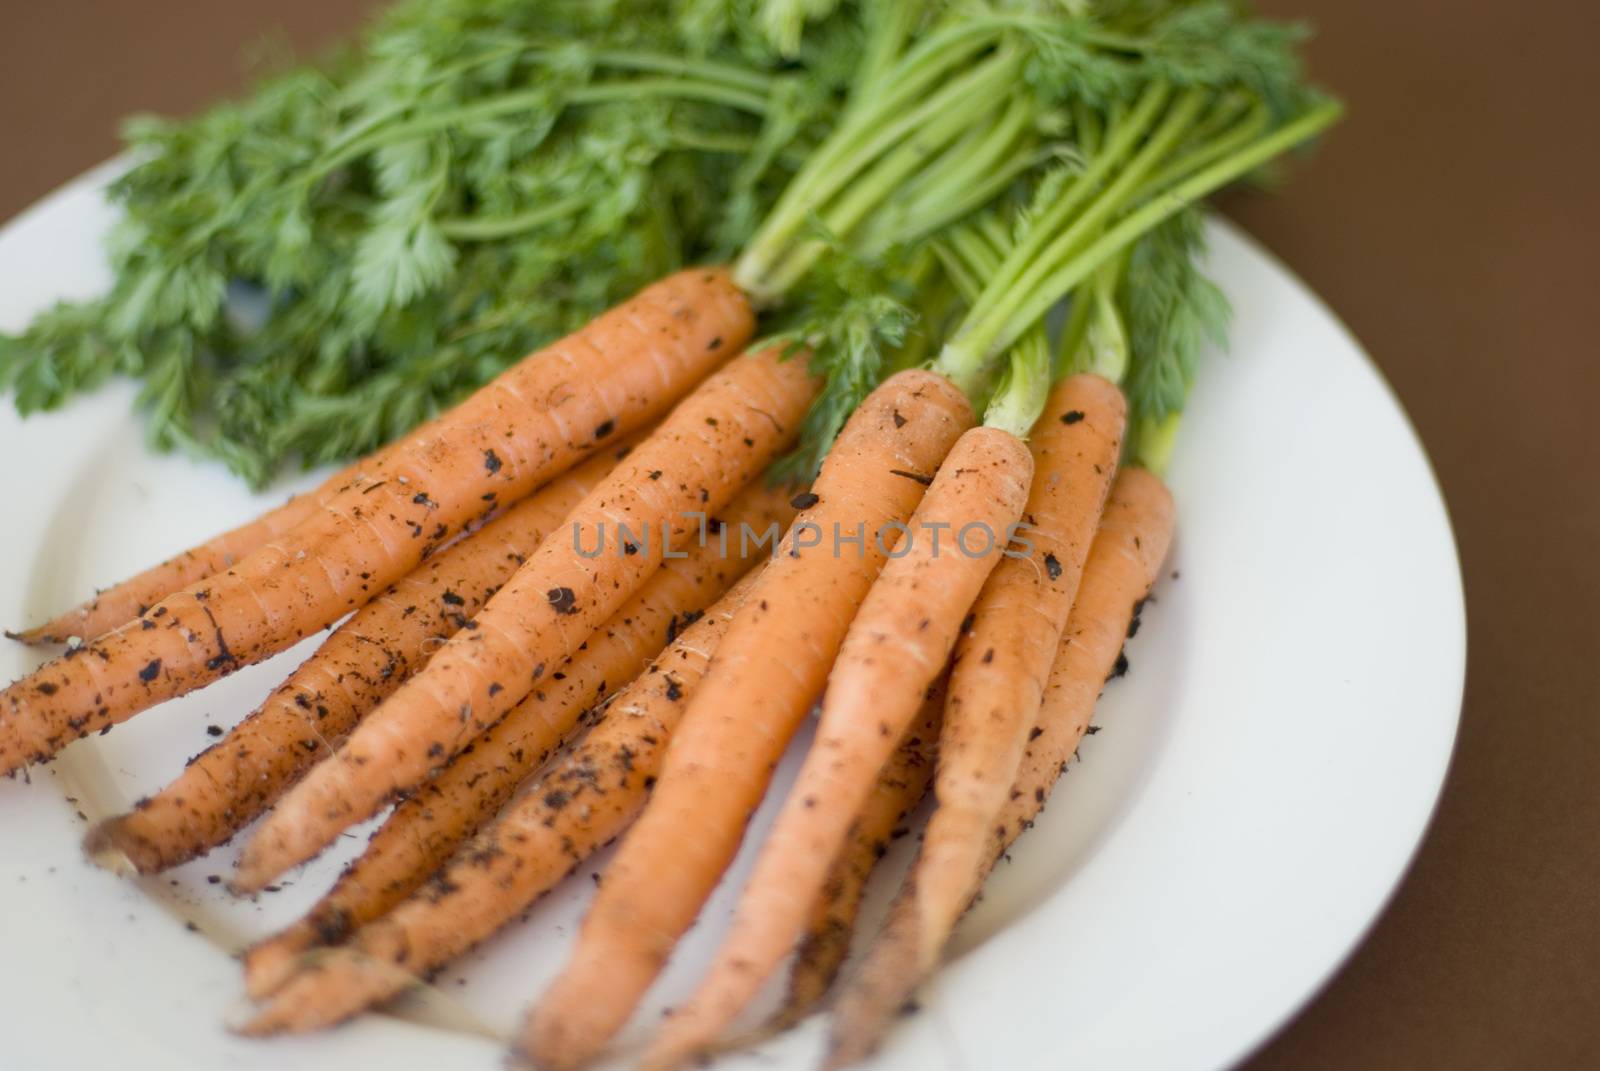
left=0, top=165, right=1465, bottom=1071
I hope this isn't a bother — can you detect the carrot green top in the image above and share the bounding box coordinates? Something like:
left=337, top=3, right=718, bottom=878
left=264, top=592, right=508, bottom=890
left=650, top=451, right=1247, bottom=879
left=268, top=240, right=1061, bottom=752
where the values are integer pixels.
left=748, top=0, right=1343, bottom=474
left=0, top=0, right=870, bottom=484
left=0, top=0, right=1341, bottom=485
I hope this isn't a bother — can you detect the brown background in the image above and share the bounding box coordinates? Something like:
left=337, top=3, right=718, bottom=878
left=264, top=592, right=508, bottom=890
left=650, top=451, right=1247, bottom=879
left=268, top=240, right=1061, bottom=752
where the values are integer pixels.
left=2, top=2, right=1596, bottom=1067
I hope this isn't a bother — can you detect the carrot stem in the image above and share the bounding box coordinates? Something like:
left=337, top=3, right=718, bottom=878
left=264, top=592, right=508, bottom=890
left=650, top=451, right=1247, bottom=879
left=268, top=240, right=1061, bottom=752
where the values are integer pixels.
left=853, top=93, right=1035, bottom=253
left=311, top=77, right=770, bottom=182
left=1135, top=97, right=1268, bottom=200
left=756, top=48, right=1023, bottom=298
left=435, top=196, right=588, bottom=241
left=733, top=18, right=1012, bottom=301
left=1071, top=254, right=1131, bottom=383
left=993, top=99, right=1344, bottom=353
left=948, top=84, right=1206, bottom=367
left=1131, top=411, right=1185, bottom=476
left=950, top=82, right=1172, bottom=342
left=933, top=218, right=1050, bottom=438
left=927, top=92, right=1341, bottom=399
left=851, top=0, right=922, bottom=98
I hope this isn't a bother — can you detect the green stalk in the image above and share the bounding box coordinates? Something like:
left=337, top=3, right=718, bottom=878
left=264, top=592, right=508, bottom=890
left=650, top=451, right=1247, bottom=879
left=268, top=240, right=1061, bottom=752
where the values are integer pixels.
left=905, top=146, right=1055, bottom=244
left=322, top=49, right=773, bottom=153
left=983, top=326, right=1052, bottom=438
left=323, top=98, right=421, bottom=158
left=854, top=0, right=922, bottom=97
left=936, top=229, right=995, bottom=303
left=956, top=81, right=1171, bottom=337
left=1001, top=99, right=1343, bottom=347
left=974, top=213, right=1015, bottom=266
left=666, top=127, right=761, bottom=154
left=936, top=216, right=1052, bottom=431
left=311, top=78, right=770, bottom=181
left=1173, top=91, right=1255, bottom=153
left=733, top=20, right=1009, bottom=296
left=755, top=51, right=1023, bottom=297
left=567, top=78, right=770, bottom=111
left=809, top=50, right=1021, bottom=240
left=1073, top=254, right=1130, bottom=381
left=921, top=89, right=1338, bottom=431
left=958, top=88, right=1207, bottom=365
left=586, top=50, right=777, bottom=94
left=1074, top=99, right=1105, bottom=158
left=435, top=195, right=588, bottom=241
left=872, top=94, right=1037, bottom=247
left=1054, top=273, right=1094, bottom=377
left=1131, top=411, right=1184, bottom=475
left=746, top=25, right=995, bottom=223
left=1135, top=100, right=1270, bottom=202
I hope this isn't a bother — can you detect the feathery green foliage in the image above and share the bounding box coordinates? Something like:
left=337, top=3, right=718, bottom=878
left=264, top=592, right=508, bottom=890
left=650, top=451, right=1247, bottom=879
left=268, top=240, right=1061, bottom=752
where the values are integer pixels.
left=0, top=0, right=1336, bottom=486
left=1121, top=207, right=1230, bottom=428
left=762, top=244, right=927, bottom=482
left=0, top=0, right=861, bottom=485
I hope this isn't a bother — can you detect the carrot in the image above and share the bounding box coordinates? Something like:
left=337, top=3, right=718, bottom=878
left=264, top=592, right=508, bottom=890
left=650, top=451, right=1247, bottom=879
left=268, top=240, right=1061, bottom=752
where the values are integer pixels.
left=819, top=378, right=1122, bottom=1049
left=81, top=438, right=641, bottom=875
left=644, top=425, right=1031, bottom=1067
left=230, top=344, right=816, bottom=890
left=984, top=467, right=1174, bottom=865
left=239, top=482, right=795, bottom=999
left=892, top=373, right=1121, bottom=961
left=236, top=568, right=759, bottom=1036
left=16, top=363, right=485, bottom=647
left=778, top=676, right=944, bottom=1027
left=0, top=268, right=752, bottom=776
left=520, top=368, right=973, bottom=1071
left=12, top=455, right=374, bottom=646
left=825, top=466, right=1172, bottom=1069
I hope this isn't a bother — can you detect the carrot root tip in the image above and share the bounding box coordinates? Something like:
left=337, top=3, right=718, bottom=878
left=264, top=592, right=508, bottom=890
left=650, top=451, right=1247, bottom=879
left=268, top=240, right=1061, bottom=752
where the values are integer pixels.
left=82, top=823, right=143, bottom=877
left=82, top=816, right=164, bottom=875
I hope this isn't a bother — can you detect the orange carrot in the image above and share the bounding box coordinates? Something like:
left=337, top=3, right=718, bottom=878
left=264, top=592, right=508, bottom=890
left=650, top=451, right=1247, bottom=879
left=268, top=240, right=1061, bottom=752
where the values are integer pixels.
left=984, top=467, right=1174, bottom=867
left=12, top=459, right=371, bottom=646
left=81, top=438, right=639, bottom=875
left=17, top=376, right=480, bottom=646
left=826, top=466, right=1172, bottom=1069
left=236, top=568, right=758, bottom=1036
left=239, top=483, right=795, bottom=999
left=0, top=268, right=752, bottom=776
left=521, top=368, right=973, bottom=1071
left=646, top=426, right=1031, bottom=1066
left=779, top=677, right=943, bottom=1026
left=231, top=345, right=816, bottom=890
left=894, top=375, right=1120, bottom=966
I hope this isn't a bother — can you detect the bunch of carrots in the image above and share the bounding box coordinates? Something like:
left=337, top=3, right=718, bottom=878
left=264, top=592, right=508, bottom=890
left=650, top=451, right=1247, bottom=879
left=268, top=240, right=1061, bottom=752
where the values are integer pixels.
left=1, top=2, right=1338, bottom=1067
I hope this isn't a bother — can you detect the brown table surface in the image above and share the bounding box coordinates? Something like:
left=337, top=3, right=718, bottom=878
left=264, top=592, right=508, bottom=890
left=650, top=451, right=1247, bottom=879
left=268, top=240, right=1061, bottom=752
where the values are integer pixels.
left=3, top=3, right=1597, bottom=1067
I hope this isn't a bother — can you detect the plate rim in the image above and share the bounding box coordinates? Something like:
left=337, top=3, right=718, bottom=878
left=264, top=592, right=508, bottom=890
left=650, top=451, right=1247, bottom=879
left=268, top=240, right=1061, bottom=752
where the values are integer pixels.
left=1175, top=215, right=1466, bottom=1069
